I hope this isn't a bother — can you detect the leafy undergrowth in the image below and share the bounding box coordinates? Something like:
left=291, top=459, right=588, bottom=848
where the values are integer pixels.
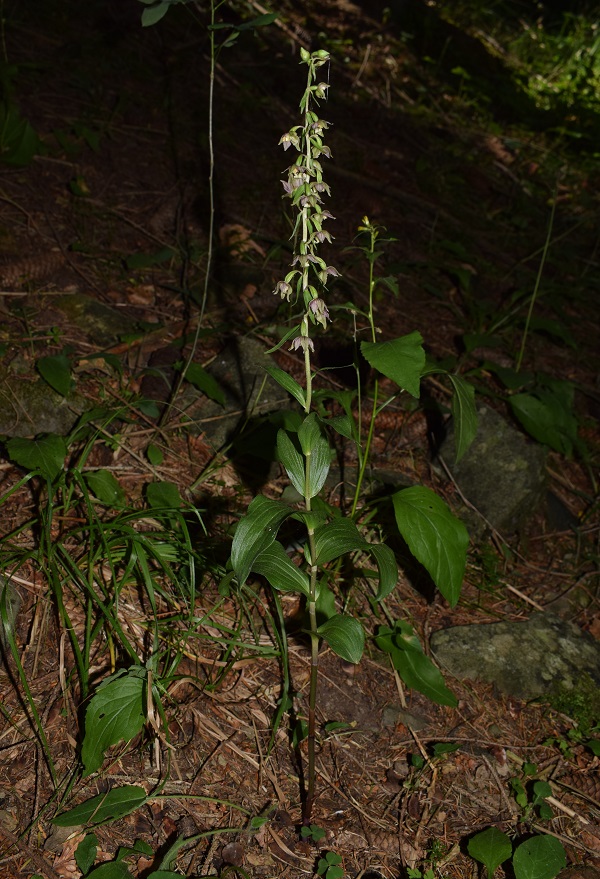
left=0, top=1, right=599, bottom=878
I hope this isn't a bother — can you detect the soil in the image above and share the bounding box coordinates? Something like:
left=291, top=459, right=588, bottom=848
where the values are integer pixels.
left=1, top=2, right=599, bottom=878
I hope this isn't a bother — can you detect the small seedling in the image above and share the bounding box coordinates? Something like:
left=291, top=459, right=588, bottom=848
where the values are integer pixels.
left=301, top=824, right=326, bottom=843
left=317, top=850, right=343, bottom=879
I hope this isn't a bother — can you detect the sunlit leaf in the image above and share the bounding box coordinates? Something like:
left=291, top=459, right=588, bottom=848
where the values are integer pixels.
left=230, top=495, right=292, bottom=586
left=361, top=332, right=425, bottom=397
left=468, top=827, right=512, bottom=877
left=512, top=836, right=566, bottom=879
left=251, top=540, right=310, bottom=597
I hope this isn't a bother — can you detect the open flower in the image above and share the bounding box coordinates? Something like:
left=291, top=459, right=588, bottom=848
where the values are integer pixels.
left=274, top=280, right=292, bottom=300
left=290, top=335, right=314, bottom=353
left=308, top=297, right=330, bottom=330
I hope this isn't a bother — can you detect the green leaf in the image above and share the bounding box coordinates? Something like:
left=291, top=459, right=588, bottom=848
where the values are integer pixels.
left=314, top=519, right=397, bottom=599
left=230, top=495, right=292, bottom=586
left=84, top=470, right=125, bottom=507
left=81, top=668, right=146, bottom=776
left=509, top=391, right=578, bottom=456
left=251, top=541, right=310, bottom=597
left=318, top=614, right=365, bottom=664
left=448, top=374, right=477, bottom=463
left=75, top=833, right=98, bottom=874
left=142, top=3, right=170, bottom=26
left=264, top=364, right=306, bottom=408
left=182, top=362, right=225, bottom=406
left=125, top=247, right=175, bottom=269
left=392, top=485, right=468, bottom=606
left=146, top=481, right=182, bottom=510
left=0, top=103, right=40, bottom=165
left=468, top=827, right=512, bottom=877
left=6, top=434, right=67, bottom=481
left=512, top=836, right=566, bottom=879
left=147, top=872, right=183, bottom=879
left=84, top=863, right=131, bottom=878
left=147, top=443, right=164, bottom=466
left=277, top=430, right=305, bottom=495
left=37, top=355, right=73, bottom=397
left=306, top=434, right=330, bottom=499
left=361, top=332, right=425, bottom=397
left=52, top=786, right=147, bottom=827
left=393, top=647, right=457, bottom=707
left=321, top=413, right=355, bottom=440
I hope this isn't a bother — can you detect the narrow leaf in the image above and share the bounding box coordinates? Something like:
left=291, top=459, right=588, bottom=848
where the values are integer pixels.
left=37, top=355, right=72, bottom=397
left=230, top=495, right=292, bottom=586
left=264, top=364, right=306, bottom=408
left=81, top=667, right=146, bottom=776
left=305, top=433, right=330, bottom=498
left=183, top=362, right=225, bottom=406
left=361, top=332, right=425, bottom=397
left=468, top=827, right=513, bottom=877
left=251, top=541, right=310, bottom=597
left=277, top=430, right=305, bottom=495
left=392, top=485, right=468, bottom=606
left=447, top=373, right=477, bottom=463
left=393, top=648, right=457, bottom=707
left=318, top=614, right=365, bottom=664
left=52, top=786, right=147, bottom=827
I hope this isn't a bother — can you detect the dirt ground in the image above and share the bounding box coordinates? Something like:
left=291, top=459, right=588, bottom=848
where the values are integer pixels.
left=0, top=1, right=599, bottom=877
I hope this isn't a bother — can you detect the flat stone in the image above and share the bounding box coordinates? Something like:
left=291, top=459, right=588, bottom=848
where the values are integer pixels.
left=0, top=366, right=86, bottom=437
left=430, top=612, right=600, bottom=699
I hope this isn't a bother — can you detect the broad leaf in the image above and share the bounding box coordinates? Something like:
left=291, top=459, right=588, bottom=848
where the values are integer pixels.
left=314, top=519, right=397, bottom=599
left=142, top=2, right=170, bottom=27
left=512, top=836, right=566, bottom=879
left=318, top=614, right=365, bottom=664
left=264, top=364, right=306, bottom=409
left=80, top=863, right=131, bottom=878
left=183, top=362, right=225, bottom=407
left=230, top=495, right=292, bottom=586
left=251, top=541, right=310, bottom=597
left=277, top=430, right=305, bottom=495
left=468, top=827, right=512, bottom=877
left=75, top=833, right=98, bottom=874
left=447, top=373, right=477, bottom=463
left=84, top=470, right=125, bottom=507
left=321, top=413, right=355, bottom=440
left=146, top=480, right=182, bottom=510
left=392, top=486, right=467, bottom=606
left=37, top=355, right=72, bottom=397
left=305, top=433, right=330, bottom=498
left=509, top=391, right=578, bottom=456
left=361, top=332, right=425, bottom=397
left=6, top=435, right=67, bottom=482
left=52, top=785, right=147, bottom=827
left=81, top=667, right=146, bottom=776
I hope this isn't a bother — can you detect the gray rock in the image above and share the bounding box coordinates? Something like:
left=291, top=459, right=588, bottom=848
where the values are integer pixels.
left=439, top=403, right=547, bottom=535
left=430, top=612, right=600, bottom=699
left=53, top=293, right=136, bottom=346
left=0, top=366, right=86, bottom=437
left=183, top=335, right=287, bottom=446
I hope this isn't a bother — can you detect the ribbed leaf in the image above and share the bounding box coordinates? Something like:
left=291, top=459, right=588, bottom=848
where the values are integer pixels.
left=361, top=332, right=425, bottom=397
left=52, top=786, right=147, bottom=827
left=251, top=540, right=310, bottom=597
left=392, top=486, right=467, bottom=607
left=314, top=519, right=397, bottom=600
left=264, top=364, right=306, bottom=408
left=277, top=429, right=305, bottom=495
left=81, top=667, right=146, bottom=775
left=230, top=495, right=292, bottom=585
left=448, top=373, right=477, bottom=463
left=318, top=614, right=364, bottom=664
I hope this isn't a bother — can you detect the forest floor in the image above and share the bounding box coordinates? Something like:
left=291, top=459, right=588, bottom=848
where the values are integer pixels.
left=0, top=1, right=599, bottom=878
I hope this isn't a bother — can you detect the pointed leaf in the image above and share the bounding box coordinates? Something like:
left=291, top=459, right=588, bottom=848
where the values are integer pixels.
left=183, top=362, right=225, bottom=406
left=322, top=413, right=355, bottom=440
left=512, top=836, right=566, bottom=879
left=314, top=520, right=397, bottom=598
left=251, top=541, right=310, bottom=596
left=75, top=833, right=98, bottom=874
left=230, top=495, right=292, bottom=586
left=277, top=430, right=305, bottom=495
left=81, top=667, right=146, bottom=776
left=447, top=374, right=477, bottom=463
left=318, top=614, right=364, bottom=664
left=142, top=3, right=170, bottom=26
left=392, top=486, right=467, bottom=606
left=37, top=355, right=73, bottom=397
left=6, top=435, right=67, bottom=481
left=146, top=480, right=182, bottom=510
left=361, top=332, right=425, bottom=397
left=305, top=433, right=330, bottom=498
left=468, top=827, right=513, bottom=877
left=264, top=364, right=306, bottom=408
left=52, top=786, right=147, bottom=827
left=393, top=647, right=457, bottom=707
